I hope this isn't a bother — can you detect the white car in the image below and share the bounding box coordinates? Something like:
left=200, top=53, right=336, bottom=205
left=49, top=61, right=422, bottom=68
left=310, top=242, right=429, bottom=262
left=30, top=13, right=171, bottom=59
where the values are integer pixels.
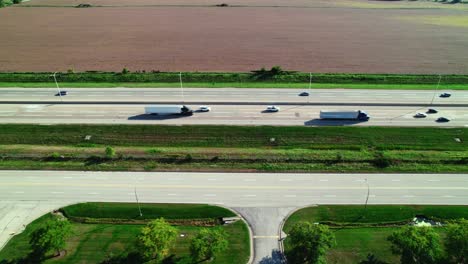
left=199, top=106, right=211, bottom=112
left=266, top=106, right=280, bottom=112
left=414, top=112, right=427, bottom=118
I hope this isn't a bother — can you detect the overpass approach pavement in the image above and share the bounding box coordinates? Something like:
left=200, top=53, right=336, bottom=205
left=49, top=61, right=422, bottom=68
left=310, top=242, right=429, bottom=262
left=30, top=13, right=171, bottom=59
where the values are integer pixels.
left=0, top=171, right=467, bottom=262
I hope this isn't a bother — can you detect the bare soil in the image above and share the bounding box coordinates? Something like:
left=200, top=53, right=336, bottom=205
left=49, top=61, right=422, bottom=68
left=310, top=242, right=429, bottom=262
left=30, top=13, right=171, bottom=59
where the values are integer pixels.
left=1, top=2, right=467, bottom=73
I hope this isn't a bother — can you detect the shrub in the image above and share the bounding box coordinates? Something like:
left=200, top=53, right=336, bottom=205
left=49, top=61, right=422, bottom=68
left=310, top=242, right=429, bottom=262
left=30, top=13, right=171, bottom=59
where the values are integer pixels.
left=105, top=146, right=116, bottom=159
left=13, top=0, right=21, bottom=4
left=121, top=68, right=130, bottom=74
left=373, top=152, right=392, bottom=168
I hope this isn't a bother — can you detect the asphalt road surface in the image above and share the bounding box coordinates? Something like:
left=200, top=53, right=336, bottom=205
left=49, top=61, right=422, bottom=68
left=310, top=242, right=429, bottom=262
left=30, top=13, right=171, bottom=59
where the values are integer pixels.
left=0, top=104, right=467, bottom=127
left=1, top=88, right=467, bottom=105
left=1, top=171, right=467, bottom=262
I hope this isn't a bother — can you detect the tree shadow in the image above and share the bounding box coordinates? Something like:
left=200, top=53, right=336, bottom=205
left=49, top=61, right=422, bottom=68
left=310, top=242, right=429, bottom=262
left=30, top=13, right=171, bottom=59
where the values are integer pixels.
left=100, top=251, right=144, bottom=264
left=258, top=249, right=286, bottom=264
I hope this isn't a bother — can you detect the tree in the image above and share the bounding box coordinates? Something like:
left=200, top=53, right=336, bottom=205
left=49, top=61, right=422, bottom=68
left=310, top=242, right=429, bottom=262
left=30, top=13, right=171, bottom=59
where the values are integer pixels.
left=138, top=218, right=178, bottom=261
left=12, top=0, right=22, bottom=4
left=29, top=216, right=72, bottom=258
left=190, top=228, right=229, bottom=262
left=387, top=226, right=442, bottom=264
left=287, top=222, right=336, bottom=264
left=0, top=0, right=6, bottom=8
left=105, top=146, right=116, bottom=159
left=445, top=219, right=467, bottom=264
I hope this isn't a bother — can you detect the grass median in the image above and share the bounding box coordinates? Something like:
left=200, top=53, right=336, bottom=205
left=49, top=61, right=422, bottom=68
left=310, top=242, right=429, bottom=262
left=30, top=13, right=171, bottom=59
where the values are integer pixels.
left=0, top=203, right=250, bottom=264
left=0, top=124, right=466, bottom=173
left=283, top=205, right=468, bottom=264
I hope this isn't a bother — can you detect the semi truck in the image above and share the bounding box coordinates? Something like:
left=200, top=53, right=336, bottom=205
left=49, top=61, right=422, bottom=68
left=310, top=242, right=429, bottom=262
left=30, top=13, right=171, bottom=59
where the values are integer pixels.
left=319, top=110, right=370, bottom=121
left=145, top=105, right=193, bottom=115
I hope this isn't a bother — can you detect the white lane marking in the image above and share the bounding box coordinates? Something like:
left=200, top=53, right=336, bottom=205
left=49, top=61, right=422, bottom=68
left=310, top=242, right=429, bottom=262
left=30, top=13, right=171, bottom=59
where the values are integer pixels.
left=51, top=191, right=64, bottom=194
left=127, top=193, right=134, bottom=196
left=355, top=179, right=366, bottom=182
left=88, top=192, right=99, bottom=195
left=168, top=178, right=182, bottom=181
left=63, top=176, right=73, bottom=179
left=244, top=179, right=256, bottom=182
left=402, top=195, right=415, bottom=198
left=369, top=195, right=376, bottom=198
left=392, top=179, right=401, bottom=182
left=279, top=179, right=292, bottom=182
left=284, top=195, right=297, bottom=198
left=324, top=195, right=337, bottom=198
left=207, top=178, right=218, bottom=181
left=442, top=195, right=455, bottom=198
left=167, top=193, right=178, bottom=196
left=204, top=194, right=217, bottom=197
left=13, top=191, right=24, bottom=194
left=428, top=179, right=440, bottom=182
left=319, top=179, right=329, bottom=182
left=244, top=194, right=257, bottom=197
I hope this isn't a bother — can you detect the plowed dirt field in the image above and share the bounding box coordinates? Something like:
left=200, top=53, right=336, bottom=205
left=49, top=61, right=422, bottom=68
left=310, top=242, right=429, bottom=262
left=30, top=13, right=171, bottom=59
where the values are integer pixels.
left=1, top=0, right=467, bottom=73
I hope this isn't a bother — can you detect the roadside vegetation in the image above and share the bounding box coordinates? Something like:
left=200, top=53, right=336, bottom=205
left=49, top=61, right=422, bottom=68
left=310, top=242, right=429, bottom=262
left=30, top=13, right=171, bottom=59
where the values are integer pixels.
left=0, top=124, right=466, bottom=173
left=0, top=203, right=250, bottom=264
left=0, top=0, right=21, bottom=8
left=283, top=205, right=468, bottom=264
left=1, top=70, right=468, bottom=90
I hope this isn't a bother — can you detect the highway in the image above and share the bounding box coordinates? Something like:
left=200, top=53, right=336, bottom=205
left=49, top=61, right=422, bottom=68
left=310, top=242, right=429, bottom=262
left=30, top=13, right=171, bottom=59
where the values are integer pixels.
left=1, top=171, right=467, bottom=262
left=1, top=88, right=467, bottom=105
left=0, top=104, right=467, bottom=126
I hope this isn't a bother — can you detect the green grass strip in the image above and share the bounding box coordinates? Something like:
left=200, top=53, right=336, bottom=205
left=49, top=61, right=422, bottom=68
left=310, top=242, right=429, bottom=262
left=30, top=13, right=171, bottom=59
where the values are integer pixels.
left=284, top=205, right=468, bottom=231
left=1, top=82, right=467, bottom=90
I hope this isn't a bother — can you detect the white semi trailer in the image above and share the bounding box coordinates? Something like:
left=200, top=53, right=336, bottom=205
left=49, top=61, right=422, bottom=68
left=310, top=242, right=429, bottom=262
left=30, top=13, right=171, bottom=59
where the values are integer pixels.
left=320, top=110, right=370, bottom=121
left=145, top=105, right=193, bottom=115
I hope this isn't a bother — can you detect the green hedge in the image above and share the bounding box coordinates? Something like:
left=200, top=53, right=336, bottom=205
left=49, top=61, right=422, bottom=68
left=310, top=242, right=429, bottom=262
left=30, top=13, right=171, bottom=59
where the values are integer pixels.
left=61, top=202, right=236, bottom=220
left=1, top=72, right=468, bottom=84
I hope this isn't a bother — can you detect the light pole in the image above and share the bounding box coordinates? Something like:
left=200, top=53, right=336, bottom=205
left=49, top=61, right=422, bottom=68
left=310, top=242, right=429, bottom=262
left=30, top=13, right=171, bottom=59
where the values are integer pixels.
left=134, top=187, right=143, bottom=217
left=364, top=178, right=370, bottom=211
left=51, top=72, right=62, bottom=102
left=179, top=72, right=184, bottom=103
left=308, top=72, right=312, bottom=104
left=429, top=74, right=442, bottom=106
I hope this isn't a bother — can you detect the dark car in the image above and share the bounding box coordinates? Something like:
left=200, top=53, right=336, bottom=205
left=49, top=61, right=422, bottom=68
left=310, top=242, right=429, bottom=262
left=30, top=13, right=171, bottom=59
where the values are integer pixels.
left=436, top=117, right=450, bottom=122
left=55, top=91, right=68, bottom=96
left=427, top=108, right=438, bottom=114
left=439, top=93, right=451, bottom=98
left=299, top=92, right=310, bottom=96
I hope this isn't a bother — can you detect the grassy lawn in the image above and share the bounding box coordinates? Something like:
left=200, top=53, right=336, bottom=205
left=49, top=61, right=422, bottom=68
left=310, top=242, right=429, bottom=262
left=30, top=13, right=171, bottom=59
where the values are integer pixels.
left=283, top=205, right=465, bottom=264
left=0, top=125, right=466, bottom=172
left=0, top=203, right=250, bottom=264
left=1, top=82, right=467, bottom=90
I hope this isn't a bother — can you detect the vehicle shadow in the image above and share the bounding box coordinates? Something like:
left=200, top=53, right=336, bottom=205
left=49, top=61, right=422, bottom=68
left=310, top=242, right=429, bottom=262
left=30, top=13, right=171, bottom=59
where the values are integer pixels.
left=304, top=119, right=367, bottom=126
left=128, top=114, right=191, bottom=120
